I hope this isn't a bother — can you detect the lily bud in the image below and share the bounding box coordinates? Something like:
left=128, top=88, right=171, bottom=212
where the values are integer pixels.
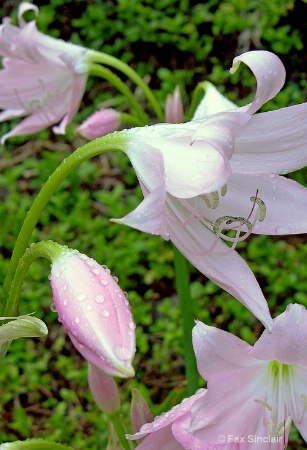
left=50, top=249, right=136, bottom=378
left=165, top=86, right=184, bottom=124
left=130, top=388, right=153, bottom=435
left=76, top=109, right=121, bottom=140
left=88, top=363, right=120, bottom=415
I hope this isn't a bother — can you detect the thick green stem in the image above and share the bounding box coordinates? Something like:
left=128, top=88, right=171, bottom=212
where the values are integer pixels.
left=4, top=241, right=63, bottom=317
left=173, top=245, right=199, bottom=396
left=89, top=51, right=164, bottom=122
left=0, top=132, right=129, bottom=315
left=109, top=412, right=132, bottom=450
left=88, top=63, right=148, bottom=125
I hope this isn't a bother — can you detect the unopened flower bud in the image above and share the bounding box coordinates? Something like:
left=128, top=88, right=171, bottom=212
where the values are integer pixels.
left=50, top=248, right=136, bottom=378
left=76, top=109, right=121, bottom=140
left=165, top=86, right=183, bottom=124
left=88, top=363, right=120, bottom=415
left=130, top=388, right=153, bottom=435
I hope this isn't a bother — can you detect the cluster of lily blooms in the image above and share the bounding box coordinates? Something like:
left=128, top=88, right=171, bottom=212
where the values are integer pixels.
left=1, top=2, right=307, bottom=449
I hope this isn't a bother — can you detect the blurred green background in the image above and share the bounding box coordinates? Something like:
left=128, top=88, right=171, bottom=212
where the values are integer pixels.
left=0, top=0, right=306, bottom=448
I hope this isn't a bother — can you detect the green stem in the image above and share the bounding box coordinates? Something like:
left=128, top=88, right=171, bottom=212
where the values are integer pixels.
left=4, top=241, right=63, bottom=317
left=119, top=112, right=144, bottom=127
left=0, top=132, right=129, bottom=315
left=89, top=51, right=164, bottom=122
left=173, top=245, right=199, bottom=396
left=88, top=63, right=148, bottom=125
left=109, top=412, right=132, bottom=450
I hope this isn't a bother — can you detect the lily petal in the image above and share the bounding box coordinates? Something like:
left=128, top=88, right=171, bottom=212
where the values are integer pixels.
left=166, top=196, right=273, bottom=329
left=192, top=82, right=237, bottom=119
left=126, top=125, right=231, bottom=198
left=192, top=321, right=254, bottom=380
left=18, top=2, right=39, bottom=27
left=112, top=183, right=169, bottom=239
left=252, top=304, right=307, bottom=366
left=232, top=102, right=307, bottom=175
left=230, top=50, right=286, bottom=115
left=192, top=110, right=251, bottom=160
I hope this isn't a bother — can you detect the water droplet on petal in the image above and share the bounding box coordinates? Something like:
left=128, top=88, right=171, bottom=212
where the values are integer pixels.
left=77, top=294, right=86, bottom=302
left=95, top=295, right=105, bottom=303
left=75, top=317, right=80, bottom=324
left=101, top=309, right=110, bottom=317
left=50, top=303, right=57, bottom=312
left=100, top=279, right=109, bottom=286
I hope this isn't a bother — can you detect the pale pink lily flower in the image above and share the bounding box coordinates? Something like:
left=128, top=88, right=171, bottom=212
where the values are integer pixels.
left=0, top=2, right=94, bottom=143
left=113, top=50, right=307, bottom=329
left=50, top=248, right=136, bottom=378
left=189, top=304, right=307, bottom=449
left=76, top=108, right=121, bottom=140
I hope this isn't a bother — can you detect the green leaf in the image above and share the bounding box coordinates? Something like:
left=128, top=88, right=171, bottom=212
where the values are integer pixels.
left=0, top=316, right=48, bottom=344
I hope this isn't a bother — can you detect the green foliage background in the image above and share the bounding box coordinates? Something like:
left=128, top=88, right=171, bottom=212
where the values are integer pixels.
left=0, top=0, right=306, bottom=448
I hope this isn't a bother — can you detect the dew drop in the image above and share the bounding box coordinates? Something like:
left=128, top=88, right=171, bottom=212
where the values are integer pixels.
left=87, top=305, right=93, bottom=311
left=101, top=309, right=110, bottom=317
left=95, top=294, right=105, bottom=303
left=100, top=279, right=109, bottom=286
left=50, top=303, right=57, bottom=312
left=91, top=268, right=100, bottom=276
left=75, top=317, right=80, bottom=324
left=129, top=322, right=136, bottom=330
left=77, top=294, right=86, bottom=302
left=63, top=298, right=68, bottom=306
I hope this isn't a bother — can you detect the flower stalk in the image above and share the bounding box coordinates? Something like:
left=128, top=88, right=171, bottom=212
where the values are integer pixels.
left=88, top=51, right=164, bottom=122
left=0, top=132, right=129, bottom=314
left=173, top=246, right=199, bottom=396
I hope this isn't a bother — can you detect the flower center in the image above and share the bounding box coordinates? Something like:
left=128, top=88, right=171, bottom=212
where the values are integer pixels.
left=255, top=360, right=307, bottom=444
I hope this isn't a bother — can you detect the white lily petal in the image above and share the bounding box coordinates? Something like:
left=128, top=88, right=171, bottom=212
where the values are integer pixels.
left=112, top=183, right=169, bottom=239
left=192, top=110, right=251, bottom=160
left=192, top=82, right=237, bottom=119
left=18, top=2, right=39, bottom=27
left=232, top=102, right=307, bottom=174
left=166, top=195, right=273, bottom=329
left=230, top=50, right=286, bottom=114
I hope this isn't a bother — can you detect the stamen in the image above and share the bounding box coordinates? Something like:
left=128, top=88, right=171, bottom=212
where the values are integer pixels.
left=200, top=194, right=212, bottom=209
left=255, top=399, right=273, bottom=411
left=250, top=196, right=266, bottom=222
left=211, top=191, right=219, bottom=209
left=169, top=187, right=266, bottom=256
left=302, top=394, right=307, bottom=414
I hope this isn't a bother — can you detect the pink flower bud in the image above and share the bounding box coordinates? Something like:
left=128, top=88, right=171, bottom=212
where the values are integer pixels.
left=165, top=86, right=184, bottom=124
left=76, top=109, right=121, bottom=140
left=88, top=363, right=120, bottom=415
left=50, top=249, right=135, bottom=378
left=130, top=388, right=153, bottom=436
